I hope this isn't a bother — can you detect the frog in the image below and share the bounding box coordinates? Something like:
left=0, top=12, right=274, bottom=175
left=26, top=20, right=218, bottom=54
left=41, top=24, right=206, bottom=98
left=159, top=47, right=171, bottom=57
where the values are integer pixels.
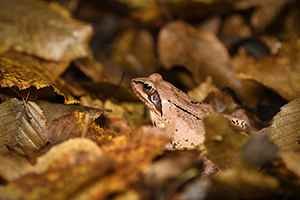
left=131, top=73, right=250, bottom=150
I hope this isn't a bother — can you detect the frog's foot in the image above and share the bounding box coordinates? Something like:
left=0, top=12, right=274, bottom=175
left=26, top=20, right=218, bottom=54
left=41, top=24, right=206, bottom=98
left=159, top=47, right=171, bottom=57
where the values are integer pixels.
left=223, top=115, right=251, bottom=133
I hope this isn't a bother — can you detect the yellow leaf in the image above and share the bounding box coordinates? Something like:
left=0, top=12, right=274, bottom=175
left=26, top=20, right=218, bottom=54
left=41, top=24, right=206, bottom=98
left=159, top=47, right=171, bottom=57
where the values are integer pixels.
left=0, top=56, right=79, bottom=104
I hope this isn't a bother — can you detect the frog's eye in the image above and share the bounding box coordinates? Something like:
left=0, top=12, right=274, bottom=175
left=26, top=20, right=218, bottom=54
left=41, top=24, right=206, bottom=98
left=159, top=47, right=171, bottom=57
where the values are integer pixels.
left=143, top=82, right=153, bottom=92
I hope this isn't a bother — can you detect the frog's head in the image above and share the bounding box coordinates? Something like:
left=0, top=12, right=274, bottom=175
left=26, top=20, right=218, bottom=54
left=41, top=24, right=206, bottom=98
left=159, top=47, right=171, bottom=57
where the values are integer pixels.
left=130, top=73, right=163, bottom=117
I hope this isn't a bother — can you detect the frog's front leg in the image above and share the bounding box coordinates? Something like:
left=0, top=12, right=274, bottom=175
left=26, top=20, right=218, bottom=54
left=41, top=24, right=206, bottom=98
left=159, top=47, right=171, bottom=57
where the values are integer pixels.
left=223, top=115, right=251, bottom=133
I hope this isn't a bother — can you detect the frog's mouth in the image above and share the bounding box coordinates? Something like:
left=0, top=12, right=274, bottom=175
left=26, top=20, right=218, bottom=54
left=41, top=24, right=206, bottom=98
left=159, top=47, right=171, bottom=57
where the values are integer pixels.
left=130, top=80, right=163, bottom=117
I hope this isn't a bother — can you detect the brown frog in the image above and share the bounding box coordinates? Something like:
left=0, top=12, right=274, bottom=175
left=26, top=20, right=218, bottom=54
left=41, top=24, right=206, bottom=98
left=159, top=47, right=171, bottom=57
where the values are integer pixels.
left=131, top=73, right=250, bottom=150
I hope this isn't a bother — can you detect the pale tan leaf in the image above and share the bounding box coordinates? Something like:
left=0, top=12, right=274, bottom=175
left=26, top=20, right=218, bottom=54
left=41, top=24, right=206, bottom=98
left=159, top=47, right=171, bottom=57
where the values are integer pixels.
left=0, top=0, right=93, bottom=61
left=269, top=98, right=300, bottom=151
left=0, top=98, right=47, bottom=156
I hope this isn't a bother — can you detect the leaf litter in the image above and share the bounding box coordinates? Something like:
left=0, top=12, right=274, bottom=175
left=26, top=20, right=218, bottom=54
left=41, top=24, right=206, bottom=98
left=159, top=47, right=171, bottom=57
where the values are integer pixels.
left=0, top=0, right=300, bottom=199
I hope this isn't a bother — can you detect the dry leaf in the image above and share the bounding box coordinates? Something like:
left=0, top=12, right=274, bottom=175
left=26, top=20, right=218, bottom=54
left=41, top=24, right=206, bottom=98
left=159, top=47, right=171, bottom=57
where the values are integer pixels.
left=233, top=0, right=289, bottom=31
left=235, top=42, right=300, bottom=101
left=44, top=112, right=115, bottom=145
left=284, top=8, right=300, bottom=41
left=0, top=56, right=79, bottom=104
left=98, top=28, right=156, bottom=84
left=158, top=20, right=267, bottom=107
left=269, top=98, right=300, bottom=151
left=158, top=20, right=231, bottom=85
left=222, top=14, right=252, bottom=37
left=271, top=152, right=300, bottom=197
left=204, top=114, right=249, bottom=169
left=75, top=125, right=172, bottom=199
left=81, top=81, right=138, bottom=102
left=249, top=0, right=288, bottom=32
left=0, top=98, right=47, bottom=156
left=73, top=58, right=105, bottom=83
left=143, top=155, right=202, bottom=186
left=203, top=90, right=240, bottom=114
left=273, top=152, right=300, bottom=180
left=211, top=168, right=279, bottom=199
left=242, top=133, right=278, bottom=167
left=0, top=156, right=35, bottom=183
left=2, top=50, right=70, bottom=79
left=0, top=0, right=93, bottom=61
left=36, top=100, right=108, bottom=122
left=0, top=138, right=110, bottom=200
left=187, top=76, right=219, bottom=102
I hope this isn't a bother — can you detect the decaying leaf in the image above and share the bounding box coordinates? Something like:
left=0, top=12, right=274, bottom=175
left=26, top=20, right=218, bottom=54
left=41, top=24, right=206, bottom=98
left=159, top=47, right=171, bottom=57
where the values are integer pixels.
left=0, top=0, right=93, bottom=61
left=0, top=138, right=110, bottom=200
left=284, top=8, right=300, bottom=41
left=0, top=98, right=47, bottom=156
left=0, top=0, right=300, bottom=199
left=187, top=76, right=219, bottom=102
left=110, top=28, right=156, bottom=74
left=158, top=20, right=231, bottom=85
left=103, top=100, right=151, bottom=131
left=98, top=28, right=157, bottom=84
left=242, top=133, right=278, bottom=167
left=222, top=14, right=252, bottom=37
left=158, top=20, right=263, bottom=107
left=143, top=153, right=202, bottom=186
left=210, top=168, right=280, bottom=199
left=1, top=50, right=70, bottom=79
left=271, top=152, right=300, bottom=197
left=204, top=114, right=249, bottom=169
left=73, top=125, right=172, bottom=199
left=203, top=89, right=240, bottom=114
left=273, top=152, right=300, bottom=181
left=249, top=0, right=288, bottom=32
left=0, top=156, right=35, bottom=183
left=169, top=175, right=211, bottom=200
left=44, top=111, right=115, bottom=146
left=36, top=100, right=109, bottom=122
left=235, top=42, right=300, bottom=101
left=0, top=56, right=79, bottom=104
left=269, top=98, right=300, bottom=151
left=81, top=81, right=139, bottom=102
